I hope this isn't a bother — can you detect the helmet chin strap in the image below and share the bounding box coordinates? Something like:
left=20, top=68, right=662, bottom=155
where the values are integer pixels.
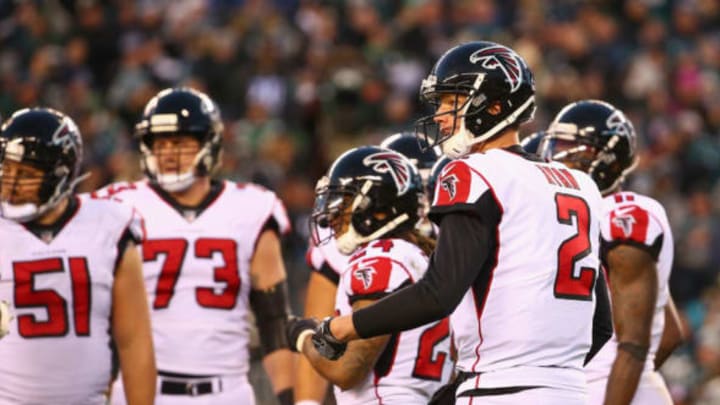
left=442, top=95, right=536, bottom=158
left=156, top=171, right=196, bottom=192
left=142, top=142, right=211, bottom=193
left=0, top=201, right=42, bottom=222
left=335, top=213, right=410, bottom=255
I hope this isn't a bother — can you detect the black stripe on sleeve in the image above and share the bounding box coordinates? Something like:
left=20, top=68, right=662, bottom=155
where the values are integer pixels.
left=602, top=233, right=663, bottom=265
left=114, top=228, right=135, bottom=275
left=313, top=263, right=340, bottom=285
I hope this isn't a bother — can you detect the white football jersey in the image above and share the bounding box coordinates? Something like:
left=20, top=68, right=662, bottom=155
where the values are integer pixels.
left=334, top=238, right=452, bottom=404
left=91, top=180, right=290, bottom=375
left=431, top=148, right=604, bottom=392
left=585, top=191, right=674, bottom=381
left=0, top=197, right=142, bottom=404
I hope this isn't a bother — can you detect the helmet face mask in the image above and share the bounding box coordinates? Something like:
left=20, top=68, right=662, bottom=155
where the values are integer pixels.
left=538, top=100, right=638, bottom=194
left=415, top=41, right=536, bottom=158
left=0, top=108, right=83, bottom=223
left=310, top=146, right=423, bottom=255
left=136, top=87, right=223, bottom=192
left=0, top=160, right=45, bottom=206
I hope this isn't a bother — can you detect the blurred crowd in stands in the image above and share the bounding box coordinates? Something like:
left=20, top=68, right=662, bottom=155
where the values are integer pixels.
left=1, top=0, right=719, bottom=403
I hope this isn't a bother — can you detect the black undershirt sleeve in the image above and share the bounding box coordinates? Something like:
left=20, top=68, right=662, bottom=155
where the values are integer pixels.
left=353, top=212, right=494, bottom=338
left=113, top=228, right=138, bottom=275
left=585, top=268, right=613, bottom=365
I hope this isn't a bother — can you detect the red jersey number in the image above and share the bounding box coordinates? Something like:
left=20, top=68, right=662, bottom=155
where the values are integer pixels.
left=412, top=318, right=450, bottom=380
left=13, top=257, right=92, bottom=338
left=554, top=193, right=596, bottom=300
left=144, top=238, right=241, bottom=310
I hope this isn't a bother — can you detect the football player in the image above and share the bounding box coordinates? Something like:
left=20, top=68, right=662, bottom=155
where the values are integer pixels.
left=288, top=146, right=452, bottom=404
left=538, top=100, right=685, bottom=404
left=95, top=87, right=294, bottom=404
left=0, top=108, right=155, bottom=404
left=310, top=41, right=613, bottom=404
left=294, top=134, right=440, bottom=405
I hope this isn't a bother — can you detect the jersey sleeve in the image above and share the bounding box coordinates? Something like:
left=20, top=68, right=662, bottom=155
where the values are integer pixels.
left=601, top=203, right=664, bottom=260
left=254, top=188, right=291, bottom=237
left=343, top=255, right=413, bottom=305
left=305, top=244, right=341, bottom=285
left=429, top=159, right=497, bottom=223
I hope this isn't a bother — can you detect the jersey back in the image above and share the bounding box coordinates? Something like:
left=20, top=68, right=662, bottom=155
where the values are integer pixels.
left=585, top=191, right=674, bottom=381
left=431, top=148, right=604, bottom=390
left=92, top=180, right=290, bottom=375
left=334, top=239, right=452, bottom=404
left=0, top=198, right=140, bottom=404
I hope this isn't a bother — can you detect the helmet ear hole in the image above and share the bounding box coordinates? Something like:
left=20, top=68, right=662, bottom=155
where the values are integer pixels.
left=487, top=101, right=502, bottom=116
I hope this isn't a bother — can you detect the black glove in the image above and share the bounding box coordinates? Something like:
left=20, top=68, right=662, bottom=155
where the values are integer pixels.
left=311, top=317, right=347, bottom=360
left=286, top=316, right=318, bottom=353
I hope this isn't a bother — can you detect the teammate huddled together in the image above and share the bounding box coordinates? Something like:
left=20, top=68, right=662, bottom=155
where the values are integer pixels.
left=0, top=39, right=684, bottom=405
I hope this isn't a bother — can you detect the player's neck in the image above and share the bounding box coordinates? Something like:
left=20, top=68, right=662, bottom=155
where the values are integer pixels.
left=168, top=177, right=212, bottom=207
left=34, top=197, right=70, bottom=226
left=471, top=129, right=520, bottom=153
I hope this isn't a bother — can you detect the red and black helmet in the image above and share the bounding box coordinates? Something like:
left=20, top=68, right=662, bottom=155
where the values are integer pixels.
left=416, top=41, right=536, bottom=156
left=311, top=146, right=423, bottom=254
left=0, top=107, right=83, bottom=222
left=539, top=99, right=637, bottom=194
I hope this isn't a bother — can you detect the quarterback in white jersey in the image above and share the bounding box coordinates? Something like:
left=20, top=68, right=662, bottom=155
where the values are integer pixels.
left=100, top=87, right=295, bottom=405
left=288, top=146, right=451, bottom=404
left=540, top=100, right=684, bottom=404
left=314, top=42, right=613, bottom=405
left=0, top=108, right=155, bottom=404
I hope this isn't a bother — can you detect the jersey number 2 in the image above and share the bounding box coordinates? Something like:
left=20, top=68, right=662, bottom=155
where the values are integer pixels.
left=554, top=193, right=595, bottom=300
left=13, top=257, right=91, bottom=338
left=144, top=238, right=240, bottom=310
left=412, top=318, right=450, bottom=380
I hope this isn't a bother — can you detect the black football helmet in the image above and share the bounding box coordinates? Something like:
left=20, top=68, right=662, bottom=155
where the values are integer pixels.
left=380, top=132, right=439, bottom=187
left=416, top=41, right=536, bottom=158
left=135, top=87, right=223, bottom=192
left=520, top=131, right=544, bottom=155
left=311, top=146, right=423, bottom=255
left=0, top=108, right=84, bottom=222
left=426, top=156, right=452, bottom=204
left=538, top=100, right=637, bottom=194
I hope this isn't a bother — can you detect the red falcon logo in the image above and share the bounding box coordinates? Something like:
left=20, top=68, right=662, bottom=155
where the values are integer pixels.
left=349, top=257, right=393, bottom=294
left=609, top=205, right=649, bottom=243
left=440, top=174, right=459, bottom=200
left=363, top=152, right=412, bottom=195
left=612, top=214, right=636, bottom=238
left=353, top=266, right=376, bottom=290
left=434, top=161, right=471, bottom=206
left=469, top=45, right=524, bottom=93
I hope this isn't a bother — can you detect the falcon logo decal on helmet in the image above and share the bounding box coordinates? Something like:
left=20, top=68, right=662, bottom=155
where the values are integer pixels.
left=469, top=45, right=524, bottom=93
left=363, top=152, right=412, bottom=195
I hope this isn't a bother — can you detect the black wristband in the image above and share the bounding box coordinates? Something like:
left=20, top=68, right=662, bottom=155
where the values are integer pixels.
left=277, top=388, right=293, bottom=405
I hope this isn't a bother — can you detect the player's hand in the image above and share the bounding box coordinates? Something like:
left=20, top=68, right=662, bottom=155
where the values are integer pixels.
left=312, top=317, right=347, bottom=360
left=286, top=316, right=318, bottom=353
left=0, top=300, right=13, bottom=338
